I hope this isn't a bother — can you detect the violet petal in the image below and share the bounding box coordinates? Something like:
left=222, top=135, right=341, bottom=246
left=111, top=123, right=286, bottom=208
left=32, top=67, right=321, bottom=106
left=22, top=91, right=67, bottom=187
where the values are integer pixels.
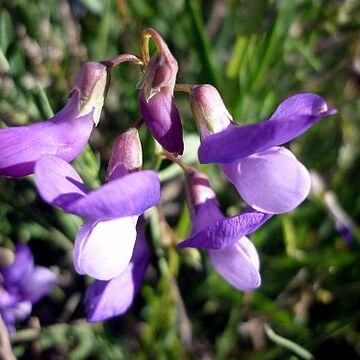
left=35, top=155, right=88, bottom=211
left=21, top=266, right=57, bottom=303
left=139, top=88, right=184, bottom=155
left=85, top=231, right=149, bottom=322
left=178, top=209, right=271, bottom=250
left=1, top=244, right=34, bottom=291
left=0, top=290, right=18, bottom=309
left=221, top=146, right=311, bottom=214
left=190, top=198, right=224, bottom=234
left=0, top=91, right=94, bottom=177
left=11, top=301, right=32, bottom=321
left=1, top=301, right=32, bottom=334
left=199, top=93, right=336, bottom=164
left=67, top=171, right=160, bottom=221
left=208, top=236, right=261, bottom=290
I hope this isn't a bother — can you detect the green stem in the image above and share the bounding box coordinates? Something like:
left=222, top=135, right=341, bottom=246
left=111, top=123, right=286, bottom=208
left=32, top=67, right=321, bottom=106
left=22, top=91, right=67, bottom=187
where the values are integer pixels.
left=264, top=324, right=314, bottom=360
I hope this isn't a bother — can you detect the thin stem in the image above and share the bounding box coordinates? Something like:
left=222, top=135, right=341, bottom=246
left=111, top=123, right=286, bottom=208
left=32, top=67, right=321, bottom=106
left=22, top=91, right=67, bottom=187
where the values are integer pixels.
left=160, top=151, right=192, bottom=172
left=264, top=324, right=314, bottom=360
left=135, top=118, right=144, bottom=129
left=174, top=84, right=194, bottom=93
left=101, top=53, right=143, bottom=68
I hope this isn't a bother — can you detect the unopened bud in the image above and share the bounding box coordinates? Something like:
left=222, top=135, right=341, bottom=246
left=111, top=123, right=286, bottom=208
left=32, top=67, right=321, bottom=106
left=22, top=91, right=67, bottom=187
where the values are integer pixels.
left=138, top=29, right=183, bottom=155
left=74, top=62, right=108, bottom=126
left=107, top=128, right=142, bottom=181
left=141, top=29, right=178, bottom=102
left=190, top=85, right=233, bottom=139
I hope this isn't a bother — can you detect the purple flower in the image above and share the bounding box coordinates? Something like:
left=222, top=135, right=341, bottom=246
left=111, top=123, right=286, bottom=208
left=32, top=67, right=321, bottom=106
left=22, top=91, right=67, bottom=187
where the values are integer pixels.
left=0, top=244, right=57, bottom=333
left=139, top=28, right=183, bottom=155
left=139, top=88, right=183, bottom=155
left=190, top=85, right=336, bottom=213
left=177, top=170, right=271, bottom=290
left=34, top=129, right=160, bottom=281
left=84, top=221, right=150, bottom=322
left=0, top=62, right=108, bottom=177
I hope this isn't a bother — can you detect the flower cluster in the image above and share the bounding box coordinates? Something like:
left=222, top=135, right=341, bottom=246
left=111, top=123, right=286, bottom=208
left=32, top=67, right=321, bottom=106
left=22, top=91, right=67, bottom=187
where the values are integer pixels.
left=0, top=28, right=336, bottom=325
left=0, top=245, right=57, bottom=333
left=34, top=129, right=160, bottom=321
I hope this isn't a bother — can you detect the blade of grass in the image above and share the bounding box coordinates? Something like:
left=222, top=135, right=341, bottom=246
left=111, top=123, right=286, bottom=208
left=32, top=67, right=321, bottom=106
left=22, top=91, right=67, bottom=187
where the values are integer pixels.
left=264, top=324, right=314, bottom=360
left=186, top=0, right=220, bottom=88
left=32, top=82, right=54, bottom=118
left=0, top=47, right=9, bottom=72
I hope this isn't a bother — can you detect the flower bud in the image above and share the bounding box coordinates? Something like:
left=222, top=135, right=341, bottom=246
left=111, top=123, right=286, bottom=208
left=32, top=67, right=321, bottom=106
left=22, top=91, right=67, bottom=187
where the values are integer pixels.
left=190, top=84, right=232, bottom=139
left=74, top=62, right=109, bottom=126
left=141, top=45, right=178, bottom=102
left=139, top=29, right=183, bottom=155
left=106, top=128, right=143, bottom=181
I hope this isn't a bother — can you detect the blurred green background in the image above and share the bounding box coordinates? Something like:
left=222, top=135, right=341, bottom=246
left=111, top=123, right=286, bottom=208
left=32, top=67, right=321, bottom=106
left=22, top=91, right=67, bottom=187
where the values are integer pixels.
left=1, top=0, right=360, bottom=359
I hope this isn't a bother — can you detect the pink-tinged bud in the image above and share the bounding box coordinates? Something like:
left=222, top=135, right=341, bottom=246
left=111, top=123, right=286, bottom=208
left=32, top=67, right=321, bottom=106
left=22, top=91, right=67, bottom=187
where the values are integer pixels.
left=139, top=29, right=183, bottom=155
left=140, top=30, right=178, bottom=101
left=190, top=85, right=233, bottom=140
left=106, top=128, right=143, bottom=180
left=141, top=50, right=178, bottom=101
left=74, top=62, right=109, bottom=126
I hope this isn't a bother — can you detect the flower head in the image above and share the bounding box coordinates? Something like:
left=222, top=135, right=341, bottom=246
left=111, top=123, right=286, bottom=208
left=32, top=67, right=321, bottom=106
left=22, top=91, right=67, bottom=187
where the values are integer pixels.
left=0, top=244, right=57, bottom=333
left=0, top=62, right=108, bottom=177
left=190, top=85, right=336, bottom=213
left=177, top=169, right=271, bottom=290
left=139, top=28, right=183, bottom=155
left=34, top=129, right=160, bottom=280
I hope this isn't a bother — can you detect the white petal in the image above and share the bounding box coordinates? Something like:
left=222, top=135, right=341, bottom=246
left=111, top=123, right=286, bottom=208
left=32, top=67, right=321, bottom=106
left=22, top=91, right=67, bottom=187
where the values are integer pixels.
left=74, top=216, right=138, bottom=280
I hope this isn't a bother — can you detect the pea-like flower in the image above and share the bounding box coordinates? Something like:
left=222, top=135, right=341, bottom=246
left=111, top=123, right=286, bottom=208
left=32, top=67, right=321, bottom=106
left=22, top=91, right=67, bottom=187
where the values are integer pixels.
left=34, top=129, right=160, bottom=281
left=0, top=62, right=108, bottom=177
left=177, top=169, right=271, bottom=290
left=138, top=28, right=183, bottom=155
left=190, top=85, right=336, bottom=213
left=0, top=244, right=57, bottom=333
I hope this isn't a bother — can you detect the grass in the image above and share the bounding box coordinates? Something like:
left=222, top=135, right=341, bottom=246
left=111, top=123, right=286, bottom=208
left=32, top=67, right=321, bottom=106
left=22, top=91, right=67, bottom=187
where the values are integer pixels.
left=0, top=0, right=360, bottom=358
